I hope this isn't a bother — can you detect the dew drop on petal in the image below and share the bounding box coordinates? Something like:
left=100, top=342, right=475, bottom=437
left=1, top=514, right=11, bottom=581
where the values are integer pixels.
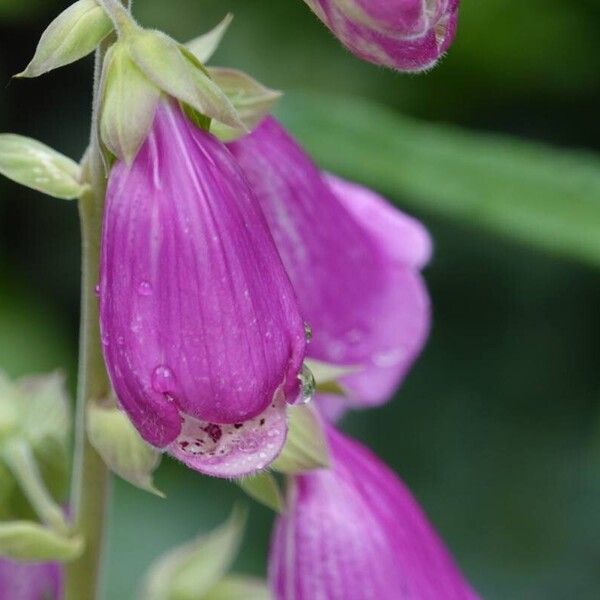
left=94, top=284, right=100, bottom=297
left=298, top=363, right=316, bottom=404
left=138, top=281, right=153, bottom=296
left=152, top=365, right=176, bottom=394
left=304, top=322, right=313, bottom=344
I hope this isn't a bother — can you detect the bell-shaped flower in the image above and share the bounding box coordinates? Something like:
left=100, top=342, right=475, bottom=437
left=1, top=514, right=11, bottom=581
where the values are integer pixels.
left=99, top=102, right=307, bottom=478
left=229, top=118, right=431, bottom=418
left=302, top=0, right=459, bottom=71
left=0, top=558, right=61, bottom=600
left=269, top=424, right=479, bottom=600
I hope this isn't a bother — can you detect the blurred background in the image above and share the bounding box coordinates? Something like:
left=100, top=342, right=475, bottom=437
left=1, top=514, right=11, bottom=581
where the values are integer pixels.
left=1, top=0, right=599, bottom=597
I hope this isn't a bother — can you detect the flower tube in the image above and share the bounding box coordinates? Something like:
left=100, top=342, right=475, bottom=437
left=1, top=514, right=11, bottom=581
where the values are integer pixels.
left=0, top=558, right=61, bottom=600
left=270, top=425, right=479, bottom=600
left=99, top=103, right=306, bottom=477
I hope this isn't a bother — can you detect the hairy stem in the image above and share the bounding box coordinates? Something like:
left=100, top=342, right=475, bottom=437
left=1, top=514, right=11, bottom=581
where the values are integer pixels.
left=63, top=44, right=113, bottom=600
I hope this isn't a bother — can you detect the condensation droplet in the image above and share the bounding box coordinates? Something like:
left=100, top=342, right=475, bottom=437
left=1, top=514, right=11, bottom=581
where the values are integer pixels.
left=304, top=322, right=313, bottom=344
left=94, top=284, right=100, bottom=297
left=138, top=281, right=153, bottom=296
left=101, top=334, right=109, bottom=347
left=152, top=365, right=176, bottom=394
left=298, top=363, right=316, bottom=404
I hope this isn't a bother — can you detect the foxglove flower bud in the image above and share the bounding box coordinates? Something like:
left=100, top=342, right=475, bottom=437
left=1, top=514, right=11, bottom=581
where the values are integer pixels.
left=270, top=425, right=479, bottom=600
left=303, top=0, right=459, bottom=71
left=99, top=102, right=306, bottom=478
left=0, top=558, right=61, bottom=600
left=229, top=118, right=430, bottom=417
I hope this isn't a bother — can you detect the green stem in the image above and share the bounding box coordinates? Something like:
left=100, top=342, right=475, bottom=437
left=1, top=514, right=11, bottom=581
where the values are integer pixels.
left=64, top=47, right=113, bottom=600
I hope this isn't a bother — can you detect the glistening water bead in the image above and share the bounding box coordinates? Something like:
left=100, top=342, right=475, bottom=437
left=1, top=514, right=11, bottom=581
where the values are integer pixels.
left=298, top=363, right=316, bottom=404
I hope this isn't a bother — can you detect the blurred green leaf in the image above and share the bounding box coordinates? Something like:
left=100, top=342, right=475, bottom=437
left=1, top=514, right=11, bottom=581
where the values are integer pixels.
left=204, top=575, right=270, bottom=600
left=139, top=506, right=247, bottom=600
left=279, top=93, right=600, bottom=267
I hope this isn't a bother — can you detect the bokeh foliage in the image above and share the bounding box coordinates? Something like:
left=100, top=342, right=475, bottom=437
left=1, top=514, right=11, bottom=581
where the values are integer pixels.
left=1, top=1, right=599, bottom=598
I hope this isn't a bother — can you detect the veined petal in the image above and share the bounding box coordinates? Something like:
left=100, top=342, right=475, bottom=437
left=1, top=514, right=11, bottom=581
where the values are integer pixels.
left=270, top=426, right=479, bottom=600
left=303, top=0, right=459, bottom=72
left=229, top=118, right=430, bottom=412
left=100, top=103, right=306, bottom=465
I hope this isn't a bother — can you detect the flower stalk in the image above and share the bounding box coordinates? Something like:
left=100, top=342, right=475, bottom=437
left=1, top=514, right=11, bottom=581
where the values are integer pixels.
left=63, top=38, right=115, bottom=600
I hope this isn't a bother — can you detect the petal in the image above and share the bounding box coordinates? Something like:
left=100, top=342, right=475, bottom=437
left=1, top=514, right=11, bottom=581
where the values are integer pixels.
left=167, top=388, right=288, bottom=478
left=304, top=0, right=459, bottom=72
left=229, top=118, right=430, bottom=411
left=269, top=426, right=479, bottom=600
left=100, top=103, right=306, bottom=450
left=324, top=174, right=432, bottom=269
left=0, top=558, right=62, bottom=600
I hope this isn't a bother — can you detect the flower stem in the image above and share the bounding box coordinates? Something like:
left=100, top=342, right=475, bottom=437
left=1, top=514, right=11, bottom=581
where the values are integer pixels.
left=64, top=43, right=114, bottom=600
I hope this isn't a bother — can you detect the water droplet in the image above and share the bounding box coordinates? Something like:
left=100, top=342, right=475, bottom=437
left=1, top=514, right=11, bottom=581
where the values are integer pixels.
left=298, top=363, right=316, bottom=404
left=267, top=429, right=280, bottom=438
left=373, top=348, right=406, bottom=368
left=101, top=334, right=109, bottom=347
left=304, top=322, right=313, bottom=344
left=152, top=365, right=176, bottom=394
left=94, top=284, right=100, bottom=297
left=237, top=436, right=259, bottom=453
left=138, top=281, right=153, bottom=296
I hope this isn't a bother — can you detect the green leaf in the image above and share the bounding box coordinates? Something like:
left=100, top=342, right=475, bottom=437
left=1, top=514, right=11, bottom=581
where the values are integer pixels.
left=0, top=134, right=85, bottom=199
left=237, top=472, right=284, bottom=513
left=87, top=402, right=163, bottom=497
left=139, top=506, right=247, bottom=600
left=272, top=405, right=329, bottom=475
left=127, top=30, right=242, bottom=130
left=16, top=0, right=113, bottom=78
left=208, top=67, right=282, bottom=141
left=187, top=13, right=233, bottom=64
left=278, top=93, right=600, bottom=268
left=0, top=521, right=83, bottom=562
left=99, top=42, right=161, bottom=164
left=204, top=575, right=271, bottom=600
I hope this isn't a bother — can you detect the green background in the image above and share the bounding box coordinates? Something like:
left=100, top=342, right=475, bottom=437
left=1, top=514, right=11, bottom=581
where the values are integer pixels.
left=1, top=0, right=599, bottom=597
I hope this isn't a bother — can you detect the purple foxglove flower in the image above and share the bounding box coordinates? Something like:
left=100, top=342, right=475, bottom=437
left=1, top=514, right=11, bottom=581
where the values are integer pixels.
left=0, top=558, right=61, bottom=600
left=229, top=118, right=430, bottom=417
left=99, top=102, right=306, bottom=478
left=270, top=425, right=479, bottom=600
left=303, top=0, right=459, bottom=71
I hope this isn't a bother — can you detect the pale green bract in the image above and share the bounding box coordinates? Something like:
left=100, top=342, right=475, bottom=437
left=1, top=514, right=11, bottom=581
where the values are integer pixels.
left=272, top=404, right=330, bottom=475
left=87, top=402, right=164, bottom=498
left=16, top=0, right=113, bottom=78
left=187, top=14, right=234, bottom=64
left=237, top=471, right=284, bottom=513
left=138, top=507, right=248, bottom=600
left=0, top=134, right=85, bottom=199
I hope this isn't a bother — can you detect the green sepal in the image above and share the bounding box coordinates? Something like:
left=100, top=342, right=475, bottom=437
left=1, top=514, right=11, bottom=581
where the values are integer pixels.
left=186, top=13, right=233, bottom=64
left=182, top=103, right=212, bottom=133
left=204, top=575, right=271, bottom=600
left=87, top=401, right=164, bottom=498
left=15, top=0, right=113, bottom=78
left=0, top=134, right=86, bottom=199
left=272, top=404, right=330, bottom=475
left=208, top=67, right=283, bottom=141
left=237, top=472, right=284, bottom=513
left=304, top=358, right=357, bottom=396
left=138, top=506, right=247, bottom=600
left=99, top=42, right=161, bottom=165
left=126, top=29, right=243, bottom=130
left=0, top=521, right=83, bottom=562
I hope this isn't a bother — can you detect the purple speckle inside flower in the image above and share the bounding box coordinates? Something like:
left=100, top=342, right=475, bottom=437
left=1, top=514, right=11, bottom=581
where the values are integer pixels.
left=203, top=423, right=223, bottom=443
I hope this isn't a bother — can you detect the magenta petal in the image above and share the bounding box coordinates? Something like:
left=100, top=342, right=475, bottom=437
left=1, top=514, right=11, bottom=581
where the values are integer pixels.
left=100, top=103, right=306, bottom=458
left=0, top=558, right=61, bottom=600
left=269, top=426, right=479, bottom=600
left=304, top=0, right=459, bottom=71
left=229, top=118, right=430, bottom=411
left=324, top=174, right=432, bottom=269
